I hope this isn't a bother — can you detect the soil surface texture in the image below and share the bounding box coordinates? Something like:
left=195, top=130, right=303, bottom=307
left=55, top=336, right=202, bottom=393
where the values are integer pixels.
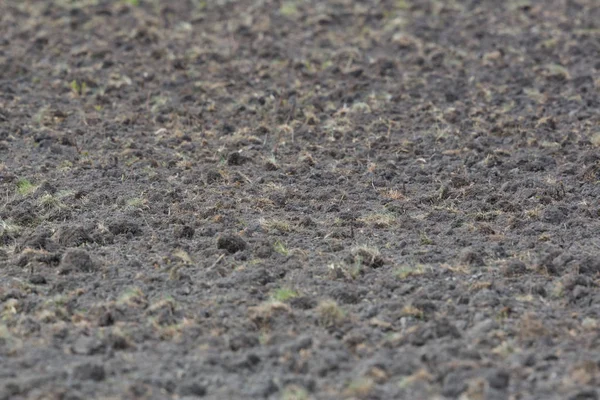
left=1, top=0, right=600, bottom=399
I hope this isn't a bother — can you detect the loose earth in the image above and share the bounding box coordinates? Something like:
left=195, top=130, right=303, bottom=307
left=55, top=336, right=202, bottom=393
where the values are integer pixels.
left=1, top=1, right=600, bottom=399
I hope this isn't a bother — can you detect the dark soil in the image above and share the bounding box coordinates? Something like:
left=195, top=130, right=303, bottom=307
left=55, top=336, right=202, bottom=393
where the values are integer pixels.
left=1, top=1, right=600, bottom=399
